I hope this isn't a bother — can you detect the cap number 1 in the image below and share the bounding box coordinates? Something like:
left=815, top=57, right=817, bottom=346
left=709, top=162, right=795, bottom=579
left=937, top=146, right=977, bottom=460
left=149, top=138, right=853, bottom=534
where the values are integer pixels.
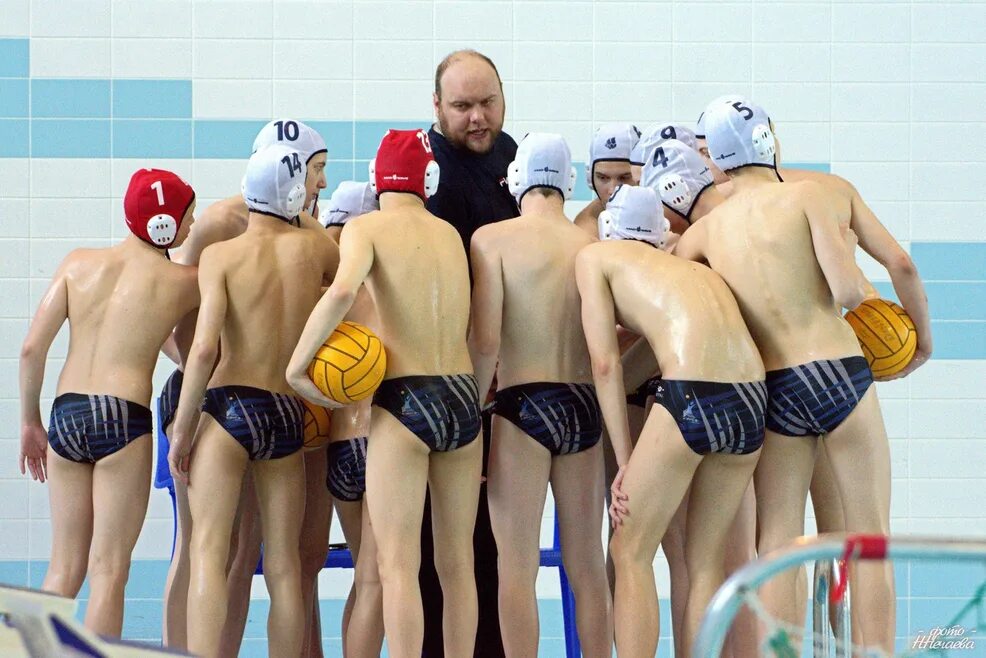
left=150, top=180, right=165, bottom=205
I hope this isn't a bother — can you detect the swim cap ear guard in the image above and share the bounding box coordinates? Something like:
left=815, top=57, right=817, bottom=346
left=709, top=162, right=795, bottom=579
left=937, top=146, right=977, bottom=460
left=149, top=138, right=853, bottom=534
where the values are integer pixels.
left=123, top=168, right=195, bottom=249
left=369, top=129, right=440, bottom=200
left=242, top=144, right=308, bottom=223
left=508, top=132, right=577, bottom=204
left=598, top=185, right=670, bottom=249
left=640, top=139, right=714, bottom=224
left=704, top=98, right=777, bottom=172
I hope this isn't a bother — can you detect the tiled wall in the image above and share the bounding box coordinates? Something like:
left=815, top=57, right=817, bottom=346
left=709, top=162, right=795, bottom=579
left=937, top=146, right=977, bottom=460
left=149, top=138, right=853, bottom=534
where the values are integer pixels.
left=1, top=0, right=985, bottom=653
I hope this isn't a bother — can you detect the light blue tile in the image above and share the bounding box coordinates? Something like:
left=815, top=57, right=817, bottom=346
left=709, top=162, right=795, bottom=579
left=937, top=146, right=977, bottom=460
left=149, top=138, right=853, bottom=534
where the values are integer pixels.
left=927, top=282, right=986, bottom=321
left=572, top=160, right=591, bottom=201
left=0, top=79, right=28, bottom=117
left=0, top=119, right=29, bottom=156
left=325, top=160, right=355, bottom=191
left=124, top=560, right=172, bottom=600
left=910, top=598, right=979, bottom=637
left=0, top=560, right=28, bottom=586
left=119, top=599, right=164, bottom=640
left=929, top=321, right=986, bottom=359
left=32, top=80, right=110, bottom=118
left=193, top=119, right=267, bottom=159
left=113, top=120, right=192, bottom=159
left=32, top=119, right=110, bottom=157
left=912, top=242, right=986, bottom=282
left=307, top=121, right=354, bottom=161
left=354, top=121, right=428, bottom=160
left=910, top=561, right=986, bottom=598
left=0, top=39, right=29, bottom=77
left=112, top=80, right=192, bottom=119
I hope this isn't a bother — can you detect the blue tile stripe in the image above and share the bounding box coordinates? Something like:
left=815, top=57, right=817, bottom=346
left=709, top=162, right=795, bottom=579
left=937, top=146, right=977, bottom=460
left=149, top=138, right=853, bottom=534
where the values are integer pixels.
left=0, top=79, right=29, bottom=117
left=32, top=80, right=111, bottom=118
left=0, top=39, right=29, bottom=77
left=112, top=80, right=192, bottom=119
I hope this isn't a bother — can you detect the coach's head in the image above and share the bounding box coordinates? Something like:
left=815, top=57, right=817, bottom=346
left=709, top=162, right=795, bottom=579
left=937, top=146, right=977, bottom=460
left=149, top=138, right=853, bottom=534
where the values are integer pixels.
left=433, top=50, right=505, bottom=155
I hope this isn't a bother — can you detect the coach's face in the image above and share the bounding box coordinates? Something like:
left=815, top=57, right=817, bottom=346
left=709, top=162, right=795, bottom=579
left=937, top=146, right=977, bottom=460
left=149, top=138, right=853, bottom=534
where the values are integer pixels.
left=434, top=57, right=505, bottom=155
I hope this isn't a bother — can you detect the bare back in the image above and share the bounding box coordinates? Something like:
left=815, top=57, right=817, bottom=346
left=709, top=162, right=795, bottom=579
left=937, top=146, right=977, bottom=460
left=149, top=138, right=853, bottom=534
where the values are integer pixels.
left=352, top=206, right=473, bottom=377
left=479, top=214, right=595, bottom=387
left=207, top=219, right=338, bottom=394
left=58, top=245, right=198, bottom=405
left=592, top=241, right=763, bottom=382
left=692, top=180, right=862, bottom=370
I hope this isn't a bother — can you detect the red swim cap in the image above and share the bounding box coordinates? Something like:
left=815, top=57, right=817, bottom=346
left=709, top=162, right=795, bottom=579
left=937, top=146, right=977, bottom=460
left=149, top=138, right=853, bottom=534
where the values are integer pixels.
left=369, top=129, right=440, bottom=200
left=123, top=169, right=195, bottom=248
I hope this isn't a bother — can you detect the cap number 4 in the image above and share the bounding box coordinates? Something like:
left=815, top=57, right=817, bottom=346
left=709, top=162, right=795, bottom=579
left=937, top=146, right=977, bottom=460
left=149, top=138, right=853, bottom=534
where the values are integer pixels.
left=281, top=153, right=303, bottom=178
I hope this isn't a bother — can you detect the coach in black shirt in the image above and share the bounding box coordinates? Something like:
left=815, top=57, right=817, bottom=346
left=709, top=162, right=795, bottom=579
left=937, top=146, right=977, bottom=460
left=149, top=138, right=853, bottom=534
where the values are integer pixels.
left=420, top=50, right=517, bottom=658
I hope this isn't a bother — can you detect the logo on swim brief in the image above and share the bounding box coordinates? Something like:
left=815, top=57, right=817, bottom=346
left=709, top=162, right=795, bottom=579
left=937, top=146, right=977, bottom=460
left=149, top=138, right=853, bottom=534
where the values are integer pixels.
left=605, top=137, right=617, bottom=149
left=533, top=166, right=559, bottom=174
left=383, top=174, right=409, bottom=181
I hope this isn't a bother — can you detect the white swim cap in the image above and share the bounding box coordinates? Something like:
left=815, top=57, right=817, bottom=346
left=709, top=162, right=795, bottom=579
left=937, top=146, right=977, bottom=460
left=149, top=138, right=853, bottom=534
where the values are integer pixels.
left=704, top=98, right=776, bottom=173
left=320, top=181, right=379, bottom=228
left=252, top=119, right=327, bottom=165
left=507, top=133, right=578, bottom=204
left=598, top=185, right=669, bottom=249
left=640, top=139, right=714, bottom=223
left=587, top=123, right=640, bottom=191
left=629, top=123, right=697, bottom=166
left=242, top=144, right=308, bottom=224
left=695, top=94, right=745, bottom=139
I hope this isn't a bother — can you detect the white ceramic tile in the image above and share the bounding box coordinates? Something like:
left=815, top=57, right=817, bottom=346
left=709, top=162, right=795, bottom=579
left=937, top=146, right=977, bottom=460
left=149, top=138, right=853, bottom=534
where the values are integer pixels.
left=193, top=38, right=272, bottom=79
left=31, top=0, right=110, bottom=37
left=513, top=42, right=592, bottom=82
left=772, top=121, right=831, bottom=162
left=831, top=122, right=910, bottom=162
left=911, top=83, right=986, bottom=123
left=272, top=81, right=354, bottom=121
left=0, top=160, right=30, bottom=198
left=832, top=44, right=909, bottom=83
left=831, top=84, right=910, bottom=122
left=912, top=123, right=986, bottom=162
left=752, top=83, right=830, bottom=122
left=30, top=160, right=111, bottom=199
left=829, top=162, right=909, bottom=201
left=0, top=239, right=30, bottom=276
left=674, top=2, right=751, bottom=43
left=29, top=239, right=109, bottom=278
left=514, top=1, right=592, bottom=42
left=754, top=44, right=831, bottom=83
left=0, top=280, right=29, bottom=318
left=193, top=80, right=272, bottom=119
left=910, top=440, right=986, bottom=479
left=671, top=83, right=754, bottom=125
left=592, top=82, right=671, bottom=124
left=352, top=81, right=434, bottom=121
left=188, top=159, right=249, bottom=200
left=272, top=1, right=353, bottom=40
left=0, top=320, right=28, bottom=358
left=673, top=43, right=750, bottom=83
left=193, top=0, right=272, bottom=38
left=434, top=1, right=511, bottom=41
left=131, top=518, right=174, bottom=559
left=0, top=0, right=30, bottom=36
left=0, top=439, right=23, bottom=476
left=0, top=201, right=30, bottom=238
left=912, top=45, right=986, bottom=84
left=910, top=164, right=985, bottom=203
left=30, top=38, right=111, bottom=78
left=910, top=479, right=985, bottom=518
left=0, top=520, right=29, bottom=559
left=911, top=400, right=986, bottom=439
left=754, top=3, right=831, bottom=42
left=111, top=38, right=192, bottom=78
left=352, top=1, right=433, bottom=41
left=911, top=3, right=986, bottom=43
left=29, top=199, right=113, bottom=239
left=112, top=0, right=192, bottom=38
left=864, top=201, right=910, bottom=244
left=593, top=42, right=672, bottom=83
left=832, top=3, right=910, bottom=43
left=908, top=361, right=986, bottom=399
left=273, top=40, right=352, bottom=80
left=352, top=41, right=434, bottom=80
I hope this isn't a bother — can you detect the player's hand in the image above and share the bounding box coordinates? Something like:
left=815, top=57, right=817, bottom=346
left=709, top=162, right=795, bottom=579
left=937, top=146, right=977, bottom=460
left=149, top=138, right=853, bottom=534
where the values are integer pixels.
left=878, top=342, right=932, bottom=381
left=609, top=465, right=630, bottom=528
left=169, top=429, right=193, bottom=486
left=287, top=372, right=343, bottom=409
left=20, top=423, right=48, bottom=483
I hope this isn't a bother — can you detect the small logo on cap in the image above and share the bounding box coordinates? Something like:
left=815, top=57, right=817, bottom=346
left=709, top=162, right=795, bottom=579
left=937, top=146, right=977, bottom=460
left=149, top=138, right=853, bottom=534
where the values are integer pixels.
left=629, top=225, right=653, bottom=234
left=384, top=174, right=409, bottom=181
left=605, top=137, right=617, bottom=149
left=533, top=166, right=559, bottom=174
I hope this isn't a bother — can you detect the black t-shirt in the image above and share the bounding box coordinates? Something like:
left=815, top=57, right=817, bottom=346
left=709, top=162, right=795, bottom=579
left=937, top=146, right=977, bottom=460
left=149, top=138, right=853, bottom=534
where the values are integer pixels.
left=426, top=127, right=519, bottom=255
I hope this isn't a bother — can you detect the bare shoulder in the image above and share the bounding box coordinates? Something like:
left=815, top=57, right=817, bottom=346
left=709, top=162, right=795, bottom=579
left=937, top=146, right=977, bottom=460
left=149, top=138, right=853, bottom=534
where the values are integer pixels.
left=470, top=218, right=511, bottom=250
left=575, top=240, right=606, bottom=267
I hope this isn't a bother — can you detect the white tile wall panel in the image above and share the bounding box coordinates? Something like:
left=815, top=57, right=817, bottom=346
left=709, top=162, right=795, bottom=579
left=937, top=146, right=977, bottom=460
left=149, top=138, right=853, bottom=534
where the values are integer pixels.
left=513, top=2, right=592, bottom=42
left=352, top=2, right=434, bottom=41
left=272, top=81, right=354, bottom=121
left=874, top=376, right=910, bottom=400
left=0, top=280, right=29, bottom=318
left=832, top=83, right=910, bottom=122
left=352, top=81, right=434, bottom=121
left=0, top=202, right=31, bottom=239
left=910, top=440, right=986, bottom=480
left=832, top=44, right=909, bottom=83
left=754, top=43, right=832, bottom=83
left=0, top=438, right=22, bottom=475
left=193, top=39, right=273, bottom=79
left=673, top=3, right=751, bottom=44
left=0, top=0, right=29, bottom=37
left=0, top=240, right=30, bottom=277
left=593, top=43, right=673, bottom=83
left=880, top=398, right=910, bottom=439
left=865, top=201, right=910, bottom=244
left=830, top=122, right=909, bottom=162
left=671, top=83, right=754, bottom=124
left=192, top=79, right=272, bottom=118
left=832, top=3, right=910, bottom=44
left=272, top=1, right=354, bottom=40
left=353, top=41, right=434, bottom=81
left=909, top=206, right=982, bottom=241
left=30, top=38, right=112, bottom=78
left=30, top=160, right=111, bottom=199
left=192, top=1, right=272, bottom=39
left=0, top=521, right=30, bottom=559
left=132, top=518, right=174, bottom=559
left=0, top=321, right=28, bottom=358
left=29, top=199, right=113, bottom=239
left=910, top=479, right=985, bottom=518
left=592, top=82, right=671, bottom=124
left=112, top=38, right=193, bottom=79
left=0, top=160, right=30, bottom=199
left=274, top=41, right=353, bottom=80
left=0, top=360, right=19, bottom=400
left=911, top=400, right=986, bottom=440
left=912, top=123, right=986, bottom=163
left=186, top=159, right=247, bottom=200
left=593, top=2, right=673, bottom=43
left=673, top=43, right=751, bottom=83
left=910, top=164, right=985, bottom=203
left=753, top=3, right=831, bottom=43
left=112, top=0, right=192, bottom=38
left=29, top=239, right=110, bottom=278
left=829, top=162, right=910, bottom=201
left=911, top=45, right=986, bottom=84
left=513, top=42, right=592, bottom=83
left=773, top=121, right=831, bottom=162
left=31, top=0, right=110, bottom=37
left=908, top=362, right=986, bottom=400
left=911, top=3, right=986, bottom=43
left=513, top=82, right=593, bottom=122
left=752, top=83, right=831, bottom=122
left=911, top=83, right=986, bottom=123
left=28, top=517, right=52, bottom=560
left=512, top=120, right=593, bottom=163
left=434, top=2, right=512, bottom=42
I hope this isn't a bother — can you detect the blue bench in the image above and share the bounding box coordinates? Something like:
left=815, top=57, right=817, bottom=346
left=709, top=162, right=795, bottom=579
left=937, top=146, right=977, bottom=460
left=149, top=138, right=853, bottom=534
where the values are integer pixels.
left=154, top=401, right=581, bottom=656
